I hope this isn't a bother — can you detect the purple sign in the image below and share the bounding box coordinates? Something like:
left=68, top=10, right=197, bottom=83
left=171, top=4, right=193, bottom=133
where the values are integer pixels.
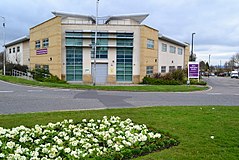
left=36, top=48, right=48, bottom=55
left=188, top=62, right=199, bottom=78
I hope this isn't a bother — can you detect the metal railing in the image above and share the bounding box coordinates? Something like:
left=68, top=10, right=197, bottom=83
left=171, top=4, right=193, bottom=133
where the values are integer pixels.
left=12, top=69, right=33, bottom=80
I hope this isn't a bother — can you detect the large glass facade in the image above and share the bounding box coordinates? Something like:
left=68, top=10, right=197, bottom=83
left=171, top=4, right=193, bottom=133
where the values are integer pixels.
left=65, top=32, right=83, bottom=81
left=66, top=47, right=82, bottom=81
left=116, top=48, right=133, bottom=82
left=91, top=33, right=108, bottom=59
left=116, top=33, right=133, bottom=82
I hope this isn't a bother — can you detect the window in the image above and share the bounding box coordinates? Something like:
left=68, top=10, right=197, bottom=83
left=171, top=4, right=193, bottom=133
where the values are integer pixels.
left=35, top=40, right=40, bottom=49
left=162, top=43, right=167, bottom=52
left=169, top=66, right=175, bottom=72
left=161, top=66, right=166, bottom=73
left=42, top=38, right=49, bottom=48
left=170, top=46, right=176, bottom=53
left=146, top=66, right=154, bottom=75
left=177, top=66, right=182, bottom=70
left=17, top=46, right=20, bottom=52
left=116, top=48, right=133, bottom=82
left=147, top=39, right=154, bottom=49
left=13, top=47, right=15, bottom=53
left=35, top=64, right=41, bottom=69
left=43, top=65, right=49, bottom=71
left=9, top=48, right=11, bottom=54
left=178, top=48, right=183, bottom=55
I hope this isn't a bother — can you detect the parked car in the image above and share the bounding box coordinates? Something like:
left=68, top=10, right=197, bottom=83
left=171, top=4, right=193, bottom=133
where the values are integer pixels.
left=231, top=71, right=239, bottom=78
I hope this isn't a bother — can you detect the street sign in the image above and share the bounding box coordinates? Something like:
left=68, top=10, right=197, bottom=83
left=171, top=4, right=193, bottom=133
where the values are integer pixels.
left=188, top=62, right=199, bottom=83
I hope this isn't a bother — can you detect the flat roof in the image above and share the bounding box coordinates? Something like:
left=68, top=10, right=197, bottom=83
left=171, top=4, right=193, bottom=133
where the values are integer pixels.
left=159, top=34, right=188, bottom=47
left=5, top=35, right=29, bottom=47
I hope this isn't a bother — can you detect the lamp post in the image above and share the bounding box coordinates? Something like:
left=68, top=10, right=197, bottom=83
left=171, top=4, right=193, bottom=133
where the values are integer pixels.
left=1, top=16, right=5, bottom=75
left=190, top=33, right=196, bottom=61
left=93, top=0, right=99, bottom=86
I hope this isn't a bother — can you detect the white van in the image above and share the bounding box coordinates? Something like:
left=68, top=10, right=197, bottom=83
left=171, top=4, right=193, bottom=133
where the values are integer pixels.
left=231, top=71, right=239, bottom=78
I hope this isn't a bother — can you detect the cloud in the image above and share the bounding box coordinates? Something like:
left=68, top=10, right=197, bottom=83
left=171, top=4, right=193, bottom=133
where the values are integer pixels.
left=1, top=0, right=239, bottom=65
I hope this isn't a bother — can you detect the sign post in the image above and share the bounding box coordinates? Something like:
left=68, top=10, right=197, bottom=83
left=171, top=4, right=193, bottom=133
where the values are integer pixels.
left=188, top=62, right=199, bottom=84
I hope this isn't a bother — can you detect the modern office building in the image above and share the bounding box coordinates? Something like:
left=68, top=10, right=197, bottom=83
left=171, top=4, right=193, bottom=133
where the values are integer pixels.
left=5, top=11, right=190, bottom=84
left=5, top=36, right=30, bottom=66
left=158, top=34, right=189, bottom=73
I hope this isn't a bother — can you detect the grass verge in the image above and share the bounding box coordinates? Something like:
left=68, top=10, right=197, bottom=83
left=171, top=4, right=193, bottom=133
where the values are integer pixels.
left=0, top=75, right=208, bottom=92
left=0, top=106, right=238, bottom=159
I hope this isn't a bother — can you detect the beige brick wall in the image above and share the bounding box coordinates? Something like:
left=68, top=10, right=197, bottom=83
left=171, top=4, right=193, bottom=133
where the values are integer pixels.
left=30, top=16, right=62, bottom=78
left=139, top=25, right=159, bottom=82
left=184, top=45, right=190, bottom=68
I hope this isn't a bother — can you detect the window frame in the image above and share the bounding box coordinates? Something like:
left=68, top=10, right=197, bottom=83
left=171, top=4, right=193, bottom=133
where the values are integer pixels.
left=178, top=48, right=183, bottom=55
left=17, top=46, right=20, bottom=52
left=169, top=66, right=175, bottom=72
left=42, top=38, right=49, bottom=48
left=162, top=43, right=167, bottom=52
left=147, top=39, right=154, bottom=49
left=35, top=40, right=41, bottom=49
left=146, top=66, right=154, bottom=75
left=169, top=46, right=176, bottom=53
left=161, top=66, right=166, bottom=73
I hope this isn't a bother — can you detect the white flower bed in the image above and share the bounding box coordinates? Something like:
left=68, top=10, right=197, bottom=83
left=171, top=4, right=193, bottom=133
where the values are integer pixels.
left=0, top=116, right=162, bottom=159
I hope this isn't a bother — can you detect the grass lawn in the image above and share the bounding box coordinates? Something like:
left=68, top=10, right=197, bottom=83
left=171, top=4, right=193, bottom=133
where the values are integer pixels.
left=0, top=106, right=238, bottom=159
left=0, top=75, right=208, bottom=92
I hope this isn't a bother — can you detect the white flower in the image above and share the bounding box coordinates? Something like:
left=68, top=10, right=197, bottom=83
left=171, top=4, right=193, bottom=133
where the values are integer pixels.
left=210, top=136, right=214, bottom=139
left=6, top=141, right=15, bottom=149
left=107, top=139, right=113, bottom=146
left=109, top=128, right=115, bottom=133
left=64, top=148, right=71, bottom=153
left=0, top=153, right=5, bottom=158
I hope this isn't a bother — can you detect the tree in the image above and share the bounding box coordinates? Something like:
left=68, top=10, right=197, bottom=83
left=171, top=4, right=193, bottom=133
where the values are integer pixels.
left=199, top=61, right=206, bottom=71
left=231, top=53, right=239, bottom=65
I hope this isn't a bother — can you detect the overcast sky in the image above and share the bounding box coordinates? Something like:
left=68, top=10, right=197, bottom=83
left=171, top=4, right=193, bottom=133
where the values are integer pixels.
left=0, top=0, right=239, bottom=65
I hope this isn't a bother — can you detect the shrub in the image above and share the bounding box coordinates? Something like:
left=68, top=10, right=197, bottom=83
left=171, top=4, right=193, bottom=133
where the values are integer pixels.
left=190, top=79, right=207, bottom=85
left=142, top=77, right=181, bottom=85
left=31, top=68, right=66, bottom=84
left=171, top=69, right=185, bottom=82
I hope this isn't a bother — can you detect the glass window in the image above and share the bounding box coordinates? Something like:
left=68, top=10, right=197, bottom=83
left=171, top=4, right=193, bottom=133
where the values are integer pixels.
left=35, top=40, right=40, bottom=49
left=169, top=66, right=175, bottom=72
left=116, top=48, right=133, bottom=82
left=35, top=64, right=41, bottom=69
left=147, top=39, right=154, bottom=49
left=17, top=46, right=20, bottom=52
left=146, top=66, right=154, bottom=75
left=116, top=33, right=133, bottom=38
left=117, top=39, right=133, bottom=46
left=42, top=38, right=49, bottom=48
left=13, top=47, right=15, bottom=53
left=66, top=47, right=83, bottom=81
left=178, top=48, right=183, bottom=55
left=43, top=65, right=49, bottom=71
left=177, top=66, right=182, bottom=70
left=170, top=46, right=176, bottom=53
left=161, top=66, right=166, bottom=73
left=162, top=43, right=167, bottom=52
left=9, top=48, right=11, bottom=54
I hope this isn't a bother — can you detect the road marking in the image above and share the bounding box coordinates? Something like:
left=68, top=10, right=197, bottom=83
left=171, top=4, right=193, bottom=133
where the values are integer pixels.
left=53, top=89, right=71, bottom=92
left=207, top=93, right=222, bottom=95
left=27, top=90, right=43, bottom=92
left=0, top=91, right=14, bottom=93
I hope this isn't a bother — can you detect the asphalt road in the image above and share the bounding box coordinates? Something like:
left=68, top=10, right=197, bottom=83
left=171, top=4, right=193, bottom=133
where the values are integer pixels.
left=0, top=77, right=238, bottom=114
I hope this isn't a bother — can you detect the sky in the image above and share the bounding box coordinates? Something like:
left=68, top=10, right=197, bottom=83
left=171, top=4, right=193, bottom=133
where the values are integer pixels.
left=0, top=0, right=239, bottom=66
